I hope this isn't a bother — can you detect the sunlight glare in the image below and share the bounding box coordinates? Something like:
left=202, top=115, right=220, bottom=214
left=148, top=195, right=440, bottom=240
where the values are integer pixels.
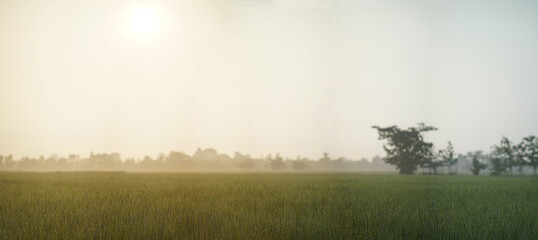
left=129, top=3, right=159, bottom=35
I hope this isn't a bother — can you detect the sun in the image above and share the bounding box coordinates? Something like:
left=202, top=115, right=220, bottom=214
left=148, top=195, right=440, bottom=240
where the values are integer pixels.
left=128, top=3, right=160, bottom=35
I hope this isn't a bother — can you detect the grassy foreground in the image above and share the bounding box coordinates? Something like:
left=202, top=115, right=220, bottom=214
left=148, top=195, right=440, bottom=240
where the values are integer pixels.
left=0, top=173, right=537, bottom=239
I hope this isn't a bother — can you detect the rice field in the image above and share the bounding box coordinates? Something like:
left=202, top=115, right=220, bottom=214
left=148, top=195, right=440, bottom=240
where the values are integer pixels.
left=0, top=172, right=537, bottom=239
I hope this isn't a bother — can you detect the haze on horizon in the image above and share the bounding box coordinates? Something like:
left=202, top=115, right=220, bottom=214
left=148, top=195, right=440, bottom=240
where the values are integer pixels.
left=1, top=0, right=537, bottom=160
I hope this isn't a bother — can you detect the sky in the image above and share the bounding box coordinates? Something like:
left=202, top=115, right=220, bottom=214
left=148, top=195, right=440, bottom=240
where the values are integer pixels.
left=1, top=0, right=537, bottom=160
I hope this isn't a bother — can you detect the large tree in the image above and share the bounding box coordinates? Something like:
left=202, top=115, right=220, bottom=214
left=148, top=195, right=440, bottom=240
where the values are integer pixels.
left=372, top=123, right=437, bottom=175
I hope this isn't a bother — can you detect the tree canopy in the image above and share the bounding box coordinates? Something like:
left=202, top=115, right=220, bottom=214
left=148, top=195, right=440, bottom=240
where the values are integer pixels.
left=372, top=123, right=437, bottom=174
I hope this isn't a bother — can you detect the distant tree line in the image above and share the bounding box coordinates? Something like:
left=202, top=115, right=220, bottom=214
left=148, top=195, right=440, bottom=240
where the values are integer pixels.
left=3, top=124, right=536, bottom=175
left=373, top=123, right=538, bottom=176
left=0, top=148, right=394, bottom=172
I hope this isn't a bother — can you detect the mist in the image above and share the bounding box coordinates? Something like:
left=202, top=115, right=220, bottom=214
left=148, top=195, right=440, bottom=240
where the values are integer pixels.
left=1, top=0, right=537, bottom=161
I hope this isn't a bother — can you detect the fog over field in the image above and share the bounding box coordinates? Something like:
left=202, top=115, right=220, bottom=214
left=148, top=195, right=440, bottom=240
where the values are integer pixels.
left=2, top=2, right=538, bottom=239
left=1, top=0, right=537, bottom=161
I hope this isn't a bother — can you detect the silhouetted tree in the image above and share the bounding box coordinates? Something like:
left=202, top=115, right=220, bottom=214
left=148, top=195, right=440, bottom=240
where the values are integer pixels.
left=57, top=157, right=69, bottom=170
left=317, top=152, right=335, bottom=170
left=490, top=157, right=506, bottom=176
left=517, top=135, right=538, bottom=176
left=234, top=152, right=255, bottom=170
left=4, top=155, right=14, bottom=170
left=370, top=155, right=386, bottom=168
left=193, top=148, right=204, bottom=161
left=470, top=154, right=487, bottom=176
left=431, top=154, right=444, bottom=175
left=420, top=148, right=442, bottom=174
left=491, top=137, right=514, bottom=175
left=238, top=159, right=255, bottom=170
left=123, top=158, right=136, bottom=170
left=19, top=156, right=39, bottom=170
left=166, top=151, right=192, bottom=169
left=193, top=148, right=219, bottom=162
left=139, top=155, right=155, bottom=170
left=291, top=157, right=308, bottom=170
left=269, top=153, right=285, bottom=170
left=67, top=154, right=79, bottom=170
left=38, top=155, right=56, bottom=170
left=320, top=152, right=330, bottom=162
left=372, top=123, right=437, bottom=174
left=512, top=144, right=527, bottom=175
left=440, top=141, right=458, bottom=175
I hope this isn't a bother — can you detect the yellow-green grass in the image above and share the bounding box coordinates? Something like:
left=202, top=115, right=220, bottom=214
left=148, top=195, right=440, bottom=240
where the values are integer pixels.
left=0, top=173, right=537, bottom=239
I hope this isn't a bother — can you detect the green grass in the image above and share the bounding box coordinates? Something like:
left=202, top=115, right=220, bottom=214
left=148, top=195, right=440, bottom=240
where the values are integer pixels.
left=0, top=173, right=537, bottom=239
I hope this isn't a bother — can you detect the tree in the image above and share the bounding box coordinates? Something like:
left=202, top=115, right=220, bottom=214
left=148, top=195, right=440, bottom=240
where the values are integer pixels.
left=439, top=141, right=458, bottom=175
left=512, top=144, right=526, bottom=175
left=166, top=151, right=192, bottom=169
left=372, top=123, right=437, bottom=175
left=3, top=155, right=15, bottom=170
left=139, top=156, right=156, bottom=170
left=269, top=153, right=285, bottom=170
left=235, top=152, right=255, bottom=170
left=491, top=137, right=514, bottom=175
left=318, top=152, right=335, bottom=170
left=291, top=157, right=308, bottom=171
left=238, top=159, right=255, bottom=170
left=490, top=157, right=506, bottom=176
left=517, top=136, right=538, bottom=176
left=123, top=158, right=136, bottom=170
left=320, top=152, right=330, bottom=162
left=470, top=154, right=487, bottom=176
left=420, top=148, right=442, bottom=174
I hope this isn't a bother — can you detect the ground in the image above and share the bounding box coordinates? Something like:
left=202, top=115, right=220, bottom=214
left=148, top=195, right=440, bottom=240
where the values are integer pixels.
left=0, top=172, right=537, bottom=239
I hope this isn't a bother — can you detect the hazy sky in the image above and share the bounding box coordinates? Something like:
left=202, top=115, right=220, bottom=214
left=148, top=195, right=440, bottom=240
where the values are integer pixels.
left=1, top=0, right=537, bottom=160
